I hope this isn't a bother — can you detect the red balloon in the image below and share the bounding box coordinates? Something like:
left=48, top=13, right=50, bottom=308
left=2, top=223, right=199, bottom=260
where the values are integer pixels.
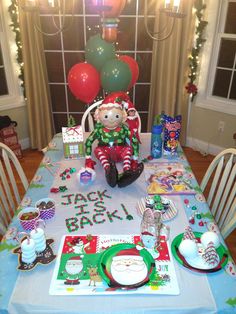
left=68, top=63, right=101, bottom=103
left=119, top=55, right=139, bottom=89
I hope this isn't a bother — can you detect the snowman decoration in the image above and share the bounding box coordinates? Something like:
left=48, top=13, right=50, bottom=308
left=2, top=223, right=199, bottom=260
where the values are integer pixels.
left=106, top=247, right=155, bottom=288
left=67, top=237, right=90, bottom=254
left=141, top=231, right=160, bottom=259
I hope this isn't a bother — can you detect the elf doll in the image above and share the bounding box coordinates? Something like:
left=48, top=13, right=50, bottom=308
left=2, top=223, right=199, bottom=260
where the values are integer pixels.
left=125, top=101, right=141, bottom=144
left=84, top=92, right=143, bottom=188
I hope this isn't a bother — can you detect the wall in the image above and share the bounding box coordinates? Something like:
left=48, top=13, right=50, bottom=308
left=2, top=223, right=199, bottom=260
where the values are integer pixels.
left=187, top=102, right=236, bottom=155
left=0, top=105, right=30, bottom=149
left=186, top=0, right=236, bottom=155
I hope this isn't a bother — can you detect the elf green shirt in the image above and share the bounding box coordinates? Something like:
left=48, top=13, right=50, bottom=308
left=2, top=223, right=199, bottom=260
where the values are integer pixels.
left=85, top=123, right=139, bottom=157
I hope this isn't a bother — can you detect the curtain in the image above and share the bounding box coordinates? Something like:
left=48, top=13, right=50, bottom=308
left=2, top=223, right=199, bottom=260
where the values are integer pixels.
left=18, top=5, right=53, bottom=150
left=147, top=0, right=195, bottom=145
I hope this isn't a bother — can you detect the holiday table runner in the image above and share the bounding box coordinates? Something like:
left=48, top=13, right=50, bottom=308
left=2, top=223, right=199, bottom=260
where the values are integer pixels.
left=49, top=234, right=179, bottom=295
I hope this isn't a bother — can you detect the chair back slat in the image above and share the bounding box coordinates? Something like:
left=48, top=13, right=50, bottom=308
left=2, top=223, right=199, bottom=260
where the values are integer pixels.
left=221, top=198, right=236, bottom=238
left=88, top=112, right=94, bottom=132
left=0, top=220, right=7, bottom=235
left=81, top=100, right=103, bottom=133
left=207, top=157, right=224, bottom=210
left=2, top=150, right=21, bottom=204
left=218, top=182, right=236, bottom=228
left=0, top=143, right=29, bottom=235
left=216, top=164, right=236, bottom=223
left=3, top=147, right=28, bottom=190
left=0, top=184, right=11, bottom=224
left=211, top=154, right=233, bottom=216
left=200, top=148, right=236, bottom=239
left=0, top=161, right=16, bottom=210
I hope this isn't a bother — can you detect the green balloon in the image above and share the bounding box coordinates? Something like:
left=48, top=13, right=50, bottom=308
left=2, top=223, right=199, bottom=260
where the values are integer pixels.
left=85, top=34, right=116, bottom=71
left=101, top=59, right=132, bottom=93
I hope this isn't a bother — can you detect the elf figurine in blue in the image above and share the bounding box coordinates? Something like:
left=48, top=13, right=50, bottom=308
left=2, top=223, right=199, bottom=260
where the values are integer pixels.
left=84, top=92, right=143, bottom=187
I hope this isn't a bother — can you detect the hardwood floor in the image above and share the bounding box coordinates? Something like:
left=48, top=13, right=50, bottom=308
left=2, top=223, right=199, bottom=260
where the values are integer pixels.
left=16, top=147, right=236, bottom=262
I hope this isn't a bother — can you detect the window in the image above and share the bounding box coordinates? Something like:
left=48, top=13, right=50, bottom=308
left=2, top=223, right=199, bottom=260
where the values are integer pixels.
left=0, top=0, right=24, bottom=110
left=0, top=43, right=9, bottom=96
left=196, top=0, right=236, bottom=115
left=69, top=144, right=79, bottom=155
left=40, top=0, right=155, bottom=132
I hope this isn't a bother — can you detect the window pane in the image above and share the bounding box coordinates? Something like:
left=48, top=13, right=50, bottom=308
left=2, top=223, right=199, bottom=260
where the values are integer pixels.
left=42, top=0, right=152, bottom=132
left=224, top=2, right=236, bottom=34
left=0, top=45, right=3, bottom=65
left=41, top=16, right=62, bottom=50
left=212, top=69, right=231, bottom=98
left=0, top=68, right=9, bottom=96
left=117, top=17, right=136, bottom=51
left=217, top=39, right=236, bottom=68
left=136, top=52, right=152, bottom=82
left=137, top=17, right=154, bottom=51
left=230, top=72, right=236, bottom=100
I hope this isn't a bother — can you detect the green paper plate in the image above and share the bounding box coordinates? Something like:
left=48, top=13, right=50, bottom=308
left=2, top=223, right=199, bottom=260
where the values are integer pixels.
left=98, top=243, right=156, bottom=288
left=171, top=232, right=228, bottom=273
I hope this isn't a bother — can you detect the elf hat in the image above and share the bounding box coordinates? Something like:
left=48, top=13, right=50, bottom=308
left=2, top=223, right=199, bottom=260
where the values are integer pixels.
left=112, top=247, right=143, bottom=261
left=100, top=91, right=130, bottom=110
left=126, top=100, right=136, bottom=112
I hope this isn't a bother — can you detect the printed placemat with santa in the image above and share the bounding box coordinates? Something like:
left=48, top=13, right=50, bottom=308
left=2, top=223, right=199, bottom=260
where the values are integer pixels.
left=49, top=234, right=179, bottom=295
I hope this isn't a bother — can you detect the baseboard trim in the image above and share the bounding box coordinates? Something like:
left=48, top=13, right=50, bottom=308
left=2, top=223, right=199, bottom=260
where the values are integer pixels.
left=186, top=137, right=225, bottom=156
left=19, top=137, right=30, bottom=150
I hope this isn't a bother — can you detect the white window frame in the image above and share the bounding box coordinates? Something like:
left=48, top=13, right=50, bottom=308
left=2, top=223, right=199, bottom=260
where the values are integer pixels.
left=0, top=0, right=25, bottom=110
left=195, top=0, right=236, bottom=116
left=69, top=144, right=79, bottom=154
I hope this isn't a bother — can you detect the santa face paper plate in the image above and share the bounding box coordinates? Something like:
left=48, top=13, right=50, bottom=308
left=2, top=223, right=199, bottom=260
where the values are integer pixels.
left=171, top=232, right=228, bottom=273
left=98, top=243, right=156, bottom=289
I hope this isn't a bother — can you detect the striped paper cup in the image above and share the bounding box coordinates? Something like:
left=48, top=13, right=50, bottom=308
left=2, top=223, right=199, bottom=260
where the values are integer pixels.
left=18, top=207, right=40, bottom=231
left=35, top=198, right=55, bottom=220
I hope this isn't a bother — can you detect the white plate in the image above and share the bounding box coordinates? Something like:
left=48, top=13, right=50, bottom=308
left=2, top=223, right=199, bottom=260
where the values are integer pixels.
left=185, top=243, right=220, bottom=270
left=136, top=196, right=177, bottom=221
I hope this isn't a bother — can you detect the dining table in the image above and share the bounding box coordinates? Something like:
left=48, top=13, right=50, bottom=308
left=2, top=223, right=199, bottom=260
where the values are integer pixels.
left=0, top=132, right=236, bottom=314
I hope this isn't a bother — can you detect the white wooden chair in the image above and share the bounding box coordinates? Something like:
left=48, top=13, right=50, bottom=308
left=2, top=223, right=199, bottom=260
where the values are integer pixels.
left=200, top=148, right=236, bottom=238
left=81, top=100, right=142, bottom=133
left=0, top=143, right=28, bottom=235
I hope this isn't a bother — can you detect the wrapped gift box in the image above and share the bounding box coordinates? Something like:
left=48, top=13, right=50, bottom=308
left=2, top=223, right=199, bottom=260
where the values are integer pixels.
left=0, top=132, right=18, bottom=146
left=0, top=125, right=15, bottom=137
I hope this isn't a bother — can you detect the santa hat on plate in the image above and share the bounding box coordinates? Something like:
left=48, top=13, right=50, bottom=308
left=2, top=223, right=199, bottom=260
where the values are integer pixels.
left=112, top=247, right=143, bottom=261
left=99, top=91, right=130, bottom=110
left=68, top=255, right=83, bottom=261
